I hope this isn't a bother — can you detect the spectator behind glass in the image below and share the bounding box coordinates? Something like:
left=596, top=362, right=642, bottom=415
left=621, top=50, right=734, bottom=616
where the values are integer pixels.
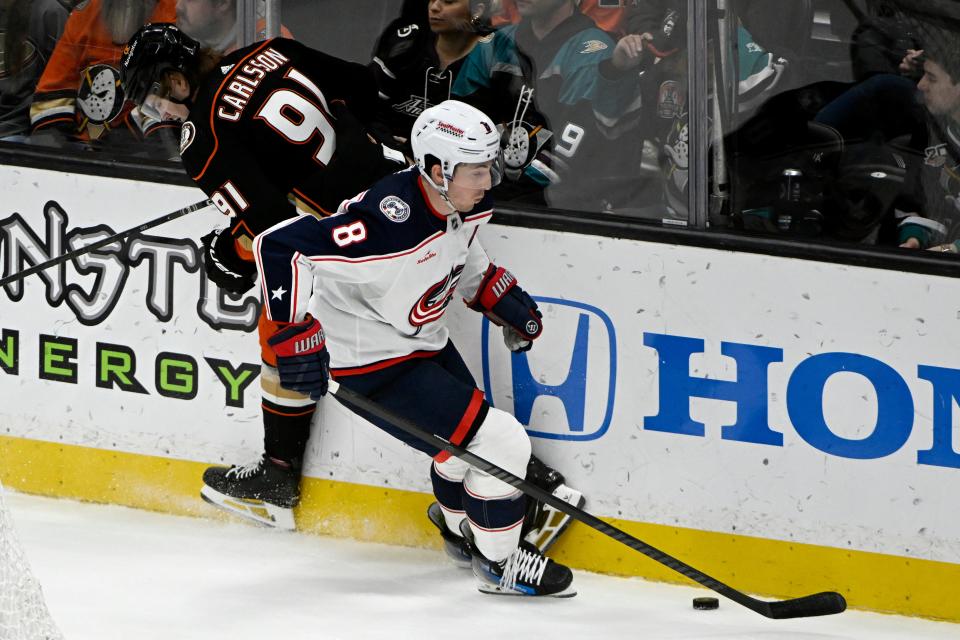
left=29, top=0, right=176, bottom=148
left=371, top=0, right=499, bottom=144
left=896, top=48, right=960, bottom=252
left=176, top=0, right=292, bottom=55
left=0, top=0, right=71, bottom=139
left=452, top=0, right=646, bottom=212
left=493, top=0, right=637, bottom=38
left=814, top=4, right=925, bottom=147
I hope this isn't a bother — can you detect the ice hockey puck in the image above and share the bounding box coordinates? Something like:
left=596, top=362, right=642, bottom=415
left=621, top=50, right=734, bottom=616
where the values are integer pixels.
left=692, top=597, right=720, bottom=610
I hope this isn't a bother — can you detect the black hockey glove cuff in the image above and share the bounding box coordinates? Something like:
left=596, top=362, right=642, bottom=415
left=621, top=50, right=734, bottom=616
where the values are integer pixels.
left=200, top=228, right=257, bottom=294
left=329, top=99, right=407, bottom=172
left=467, top=264, right=543, bottom=350
left=267, top=314, right=330, bottom=401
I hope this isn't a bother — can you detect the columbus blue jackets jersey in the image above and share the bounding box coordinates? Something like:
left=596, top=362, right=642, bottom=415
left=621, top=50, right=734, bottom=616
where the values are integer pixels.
left=180, top=38, right=401, bottom=254
left=255, top=167, right=494, bottom=373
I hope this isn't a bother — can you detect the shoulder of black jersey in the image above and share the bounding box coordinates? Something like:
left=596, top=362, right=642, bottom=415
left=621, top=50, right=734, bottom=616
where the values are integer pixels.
left=374, top=17, right=431, bottom=64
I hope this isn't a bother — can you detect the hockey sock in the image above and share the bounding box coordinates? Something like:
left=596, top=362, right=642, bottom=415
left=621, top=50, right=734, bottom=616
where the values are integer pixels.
left=431, top=459, right=467, bottom=536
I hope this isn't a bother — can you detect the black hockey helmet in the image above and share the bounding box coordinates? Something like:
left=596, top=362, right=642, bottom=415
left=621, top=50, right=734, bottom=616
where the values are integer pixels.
left=120, top=23, right=200, bottom=108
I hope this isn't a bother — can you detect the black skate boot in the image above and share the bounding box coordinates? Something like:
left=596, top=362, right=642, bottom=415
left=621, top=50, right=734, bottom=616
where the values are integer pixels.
left=426, top=502, right=472, bottom=569
left=200, top=455, right=299, bottom=530
left=460, top=521, right=576, bottom=598
left=522, top=456, right=586, bottom=553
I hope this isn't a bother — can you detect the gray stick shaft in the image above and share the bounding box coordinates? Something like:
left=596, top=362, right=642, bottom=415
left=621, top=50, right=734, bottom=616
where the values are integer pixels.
left=0, top=199, right=213, bottom=288
left=327, top=379, right=846, bottom=619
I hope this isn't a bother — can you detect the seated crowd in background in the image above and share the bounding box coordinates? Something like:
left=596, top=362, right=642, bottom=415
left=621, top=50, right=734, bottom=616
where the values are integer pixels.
left=2, top=0, right=959, bottom=256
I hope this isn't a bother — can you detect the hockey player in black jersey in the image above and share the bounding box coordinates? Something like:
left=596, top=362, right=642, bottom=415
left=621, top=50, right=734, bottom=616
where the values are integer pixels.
left=120, top=24, right=583, bottom=552
left=120, top=23, right=408, bottom=530
left=255, top=99, right=574, bottom=597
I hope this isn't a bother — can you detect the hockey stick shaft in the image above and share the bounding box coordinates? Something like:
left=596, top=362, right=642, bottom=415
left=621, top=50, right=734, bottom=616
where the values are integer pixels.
left=328, top=379, right=847, bottom=619
left=0, top=198, right=213, bottom=288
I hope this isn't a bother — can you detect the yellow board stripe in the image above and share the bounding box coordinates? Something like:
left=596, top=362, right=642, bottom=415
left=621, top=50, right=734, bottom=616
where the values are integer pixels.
left=1, top=435, right=958, bottom=622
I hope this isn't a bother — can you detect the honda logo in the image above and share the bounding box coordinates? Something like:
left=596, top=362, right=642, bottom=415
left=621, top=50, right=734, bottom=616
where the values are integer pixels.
left=481, top=297, right=616, bottom=441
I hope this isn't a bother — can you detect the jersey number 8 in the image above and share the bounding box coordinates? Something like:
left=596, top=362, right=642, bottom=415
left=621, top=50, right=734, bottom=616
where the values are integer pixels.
left=332, top=220, right=367, bottom=247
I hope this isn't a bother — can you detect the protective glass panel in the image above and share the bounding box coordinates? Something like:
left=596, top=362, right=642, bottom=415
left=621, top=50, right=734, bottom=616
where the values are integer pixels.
left=709, top=0, right=960, bottom=255
left=285, top=0, right=689, bottom=224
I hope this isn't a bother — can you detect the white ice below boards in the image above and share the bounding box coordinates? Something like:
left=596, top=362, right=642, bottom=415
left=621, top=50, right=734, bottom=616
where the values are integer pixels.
left=8, top=491, right=959, bottom=640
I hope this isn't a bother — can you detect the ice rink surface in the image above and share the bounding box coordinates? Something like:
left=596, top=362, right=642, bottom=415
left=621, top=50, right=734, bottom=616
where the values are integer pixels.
left=7, top=491, right=959, bottom=640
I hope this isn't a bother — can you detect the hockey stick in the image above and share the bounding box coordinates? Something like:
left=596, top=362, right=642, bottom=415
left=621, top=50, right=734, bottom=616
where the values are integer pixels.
left=0, top=199, right=213, bottom=288
left=327, top=379, right=847, bottom=619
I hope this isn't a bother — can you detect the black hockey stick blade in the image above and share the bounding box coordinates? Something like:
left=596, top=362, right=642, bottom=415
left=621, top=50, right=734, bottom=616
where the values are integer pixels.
left=0, top=198, right=213, bottom=288
left=328, top=380, right=847, bottom=619
left=764, top=591, right=847, bottom=619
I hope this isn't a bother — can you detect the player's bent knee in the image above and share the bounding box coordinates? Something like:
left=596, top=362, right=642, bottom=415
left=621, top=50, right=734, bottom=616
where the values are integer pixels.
left=466, top=407, right=531, bottom=479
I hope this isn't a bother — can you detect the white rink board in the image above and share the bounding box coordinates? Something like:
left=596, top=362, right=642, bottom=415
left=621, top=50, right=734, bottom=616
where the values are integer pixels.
left=2, top=165, right=959, bottom=566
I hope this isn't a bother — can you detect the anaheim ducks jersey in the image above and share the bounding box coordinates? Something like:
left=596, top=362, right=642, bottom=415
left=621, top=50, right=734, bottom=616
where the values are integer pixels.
left=30, top=0, right=175, bottom=139
left=254, top=167, right=494, bottom=374
left=181, top=38, right=402, bottom=257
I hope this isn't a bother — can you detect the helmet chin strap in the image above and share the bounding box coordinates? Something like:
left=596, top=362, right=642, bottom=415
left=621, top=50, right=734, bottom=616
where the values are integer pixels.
left=424, top=170, right=460, bottom=215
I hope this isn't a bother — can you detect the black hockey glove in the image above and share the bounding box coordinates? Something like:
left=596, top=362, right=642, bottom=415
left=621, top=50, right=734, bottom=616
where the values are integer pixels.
left=328, top=99, right=407, bottom=172
left=200, top=228, right=257, bottom=294
left=267, top=314, right=330, bottom=401
left=467, top=264, right=542, bottom=352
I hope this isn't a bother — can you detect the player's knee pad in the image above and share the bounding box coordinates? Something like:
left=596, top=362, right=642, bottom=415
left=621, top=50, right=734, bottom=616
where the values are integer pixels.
left=433, top=454, right=470, bottom=484
left=462, top=407, right=531, bottom=499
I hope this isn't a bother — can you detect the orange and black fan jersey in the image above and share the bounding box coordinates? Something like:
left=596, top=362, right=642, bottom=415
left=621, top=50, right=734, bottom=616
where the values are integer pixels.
left=30, top=0, right=175, bottom=139
left=181, top=38, right=400, bottom=256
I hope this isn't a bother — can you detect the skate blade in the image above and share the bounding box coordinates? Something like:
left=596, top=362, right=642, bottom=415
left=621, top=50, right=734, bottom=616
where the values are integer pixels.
left=477, top=582, right=577, bottom=598
left=524, top=485, right=586, bottom=553
left=200, top=485, right=296, bottom=531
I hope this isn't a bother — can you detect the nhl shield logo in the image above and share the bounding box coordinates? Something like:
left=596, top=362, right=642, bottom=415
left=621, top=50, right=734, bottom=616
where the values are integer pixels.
left=380, top=195, right=410, bottom=222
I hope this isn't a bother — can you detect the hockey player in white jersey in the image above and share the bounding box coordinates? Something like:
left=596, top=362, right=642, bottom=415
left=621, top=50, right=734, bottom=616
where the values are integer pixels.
left=255, top=99, right=575, bottom=597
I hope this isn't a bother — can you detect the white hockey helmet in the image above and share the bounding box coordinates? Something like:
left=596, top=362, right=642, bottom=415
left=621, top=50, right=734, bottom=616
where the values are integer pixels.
left=411, top=100, right=503, bottom=193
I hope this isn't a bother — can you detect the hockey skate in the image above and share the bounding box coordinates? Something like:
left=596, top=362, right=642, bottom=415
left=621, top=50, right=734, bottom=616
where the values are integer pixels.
left=200, top=455, right=299, bottom=530
left=426, top=502, right=472, bottom=569
left=523, top=457, right=586, bottom=553
left=460, top=520, right=576, bottom=598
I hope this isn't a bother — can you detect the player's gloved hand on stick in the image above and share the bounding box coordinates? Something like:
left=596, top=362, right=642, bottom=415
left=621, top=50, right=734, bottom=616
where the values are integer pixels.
left=200, top=228, right=257, bottom=294
left=267, top=314, right=330, bottom=401
left=468, top=264, right=543, bottom=351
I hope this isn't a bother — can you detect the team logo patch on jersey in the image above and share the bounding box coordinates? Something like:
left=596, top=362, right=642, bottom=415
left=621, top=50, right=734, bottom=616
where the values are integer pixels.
left=76, top=64, right=124, bottom=124
left=409, top=264, right=465, bottom=328
left=180, top=121, right=196, bottom=154
left=380, top=195, right=410, bottom=222
left=580, top=40, right=609, bottom=54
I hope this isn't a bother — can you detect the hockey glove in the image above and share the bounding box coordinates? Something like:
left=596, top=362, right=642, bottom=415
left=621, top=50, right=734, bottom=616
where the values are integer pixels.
left=467, top=264, right=542, bottom=351
left=267, top=314, right=330, bottom=401
left=328, top=100, right=407, bottom=172
left=200, top=228, right=257, bottom=294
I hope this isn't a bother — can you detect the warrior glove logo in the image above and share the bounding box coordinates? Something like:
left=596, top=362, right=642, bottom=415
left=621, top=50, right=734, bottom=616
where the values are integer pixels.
left=294, top=330, right=325, bottom=354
